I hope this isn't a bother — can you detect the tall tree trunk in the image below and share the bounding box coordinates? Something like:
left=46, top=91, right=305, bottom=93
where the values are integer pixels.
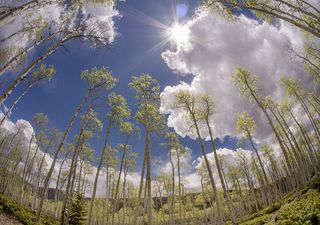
left=247, top=132, right=269, bottom=186
left=295, top=93, right=320, bottom=140
left=7, top=152, right=23, bottom=197
left=132, top=147, right=146, bottom=225
left=88, top=119, right=112, bottom=225
left=19, top=132, right=35, bottom=205
left=0, top=24, right=37, bottom=43
left=112, top=135, right=130, bottom=225
left=186, top=105, right=223, bottom=224
left=0, top=0, right=59, bottom=27
left=0, top=133, right=8, bottom=156
left=63, top=103, right=94, bottom=224
left=106, top=166, right=112, bottom=225
left=60, top=118, right=88, bottom=225
left=54, top=158, right=66, bottom=218
left=158, top=186, right=164, bottom=225
left=0, top=82, right=35, bottom=127
left=25, top=145, right=40, bottom=184
left=274, top=108, right=312, bottom=181
left=145, top=129, right=153, bottom=225
left=32, top=137, right=53, bottom=212
left=270, top=109, right=308, bottom=185
left=206, top=119, right=238, bottom=223
left=240, top=159, right=259, bottom=212
left=252, top=157, right=268, bottom=205
left=102, top=166, right=109, bottom=225
left=290, top=110, right=319, bottom=163
left=3, top=139, right=21, bottom=195
left=0, top=31, right=59, bottom=76
left=177, top=153, right=182, bottom=225
left=77, top=160, right=83, bottom=195
left=169, top=148, right=175, bottom=225
left=36, top=88, right=90, bottom=221
left=247, top=131, right=273, bottom=204
left=122, top=165, right=128, bottom=225
left=200, top=177, right=207, bottom=225
left=244, top=82, right=294, bottom=185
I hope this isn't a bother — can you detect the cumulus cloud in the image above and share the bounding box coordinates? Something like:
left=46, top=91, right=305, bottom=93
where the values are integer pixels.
left=160, top=9, right=313, bottom=142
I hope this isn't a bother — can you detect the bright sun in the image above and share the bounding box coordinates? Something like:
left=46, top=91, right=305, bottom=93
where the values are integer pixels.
left=169, top=23, right=190, bottom=45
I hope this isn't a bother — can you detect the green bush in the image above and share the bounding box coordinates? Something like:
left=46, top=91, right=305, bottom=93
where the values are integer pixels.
left=0, top=194, right=58, bottom=225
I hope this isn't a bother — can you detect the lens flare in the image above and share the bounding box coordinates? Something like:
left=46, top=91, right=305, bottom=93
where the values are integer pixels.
left=169, top=23, right=190, bottom=45
left=176, top=0, right=189, bottom=19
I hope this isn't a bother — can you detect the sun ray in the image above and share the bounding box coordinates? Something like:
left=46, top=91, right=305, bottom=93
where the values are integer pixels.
left=119, top=2, right=170, bottom=30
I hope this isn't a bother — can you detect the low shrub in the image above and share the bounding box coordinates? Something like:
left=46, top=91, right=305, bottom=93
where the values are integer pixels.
left=0, top=194, right=35, bottom=224
left=0, top=194, right=58, bottom=225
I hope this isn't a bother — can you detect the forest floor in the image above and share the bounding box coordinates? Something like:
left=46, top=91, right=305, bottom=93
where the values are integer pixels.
left=0, top=212, right=23, bottom=225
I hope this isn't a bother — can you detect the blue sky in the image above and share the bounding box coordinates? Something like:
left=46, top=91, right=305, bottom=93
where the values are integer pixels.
left=4, top=0, right=249, bottom=173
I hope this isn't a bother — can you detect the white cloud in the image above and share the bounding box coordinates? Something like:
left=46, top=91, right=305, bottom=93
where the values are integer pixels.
left=81, top=1, right=119, bottom=45
left=160, top=9, right=313, bottom=143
